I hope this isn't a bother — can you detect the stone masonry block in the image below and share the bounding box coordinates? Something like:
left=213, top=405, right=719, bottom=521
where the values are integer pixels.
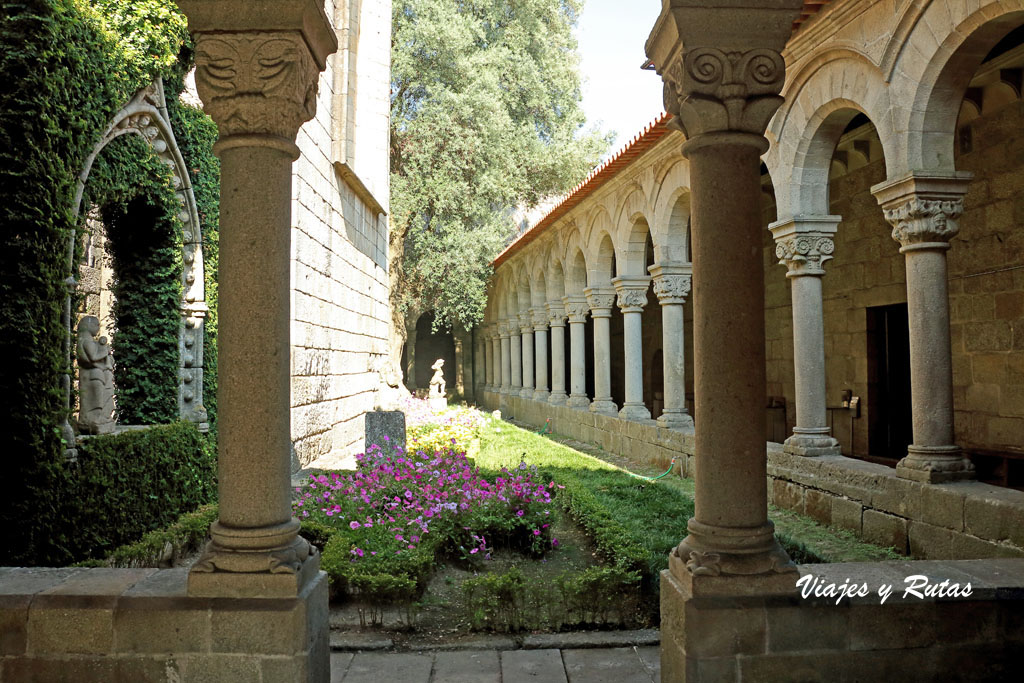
left=963, top=484, right=1024, bottom=547
left=772, top=479, right=805, bottom=514
left=862, top=510, right=908, bottom=553
left=907, top=521, right=955, bottom=559
left=113, top=602, right=209, bottom=655
left=804, top=489, right=833, bottom=525
left=920, top=484, right=966, bottom=532
left=682, top=601, right=767, bottom=658
left=765, top=605, right=849, bottom=653
left=210, top=600, right=306, bottom=655
left=831, top=497, right=864, bottom=534
left=848, top=604, right=937, bottom=651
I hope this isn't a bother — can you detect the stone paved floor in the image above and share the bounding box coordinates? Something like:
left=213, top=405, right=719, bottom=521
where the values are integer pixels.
left=330, top=646, right=661, bottom=682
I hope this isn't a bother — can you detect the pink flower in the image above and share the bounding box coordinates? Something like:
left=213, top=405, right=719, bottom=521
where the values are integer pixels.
left=349, top=521, right=361, bottom=529
left=552, top=538, right=559, bottom=547
left=533, top=529, right=540, bottom=536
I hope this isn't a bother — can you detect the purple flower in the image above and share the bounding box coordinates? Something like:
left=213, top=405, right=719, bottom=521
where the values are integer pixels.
left=349, top=521, right=361, bottom=529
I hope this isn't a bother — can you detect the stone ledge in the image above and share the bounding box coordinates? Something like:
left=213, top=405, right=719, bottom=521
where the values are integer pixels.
left=0, top=567, right=329, bottom=682
left=481, top=395, right=1024, bottom=560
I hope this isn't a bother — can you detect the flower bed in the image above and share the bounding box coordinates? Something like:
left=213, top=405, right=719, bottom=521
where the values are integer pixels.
left=295, top=442, right=557, bottom=609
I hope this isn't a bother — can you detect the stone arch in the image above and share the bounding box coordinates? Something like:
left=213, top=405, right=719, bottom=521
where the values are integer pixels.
left=767, top=49, right=894, bottom=219
left=565, top=247, right=588, bottom=296
left=588, top=232, right=617, bottom=287
left=652, top=169, right=692, bottom=266
left=614, top=186, right=652, bottom=277
left=67, top=79, right=208, bottom=431
left=531, top=263, right=548, bottom=308
left=515, top=264, right=532, bottom=315
left=901, top=2, right=1024, bottom=173
left=547, top=257, right=566, bottom=301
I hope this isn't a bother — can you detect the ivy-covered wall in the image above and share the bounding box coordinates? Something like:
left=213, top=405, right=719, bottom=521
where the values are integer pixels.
left=0, top=0, right=221, bottom=565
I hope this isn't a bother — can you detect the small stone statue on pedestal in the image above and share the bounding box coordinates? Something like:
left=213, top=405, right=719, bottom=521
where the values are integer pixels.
left=76, top=315, right=115, bottom=434
left=428, top=358, right=447, bottom=411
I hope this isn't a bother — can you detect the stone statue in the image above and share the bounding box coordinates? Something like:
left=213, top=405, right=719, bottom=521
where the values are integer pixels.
left=428, top=358, right=447, bottom=411
left=77, top=315, right=115, bottom=434
left=429, top=358, right=446, bottom=398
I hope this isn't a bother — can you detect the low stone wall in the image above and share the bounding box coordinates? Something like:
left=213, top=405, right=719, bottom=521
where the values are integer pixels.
left=0, top=567, right=329, bottom=682
left=661, top=558, right=1024, bottom=680
left=484, top=390, right=1024, bottom=560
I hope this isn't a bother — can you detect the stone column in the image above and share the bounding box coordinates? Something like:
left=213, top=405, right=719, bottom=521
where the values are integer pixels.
left=769, top=217, right=842, bottom=456
left=564, top=295, right=590, bottom=408
left=612, top=277, right=652, bottom=421
left=509, top=319, right=522, bottom=394
left=500, top=322, right=512, bottom=393
left=650, top=263, right=694, bottom=431
left=532, top=308, right=550, bottom=400
left=483, top=327, right=493, bottom=391
left=585, top=287, right=618, bottom=415
left=493, top=332, right=502, bottom=393
left=547, top=301, right=568, bottom=404
left=873, top=173, right=975, bottom=483
left=648, top=1, right=803, bottom=605
left=519, top=312, right=535, bottom=398
left=180, top=0, right=337, bottom=605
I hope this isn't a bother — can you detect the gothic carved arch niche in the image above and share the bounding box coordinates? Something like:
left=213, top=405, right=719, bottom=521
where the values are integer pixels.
left=66, top=79, right=208, bottom=440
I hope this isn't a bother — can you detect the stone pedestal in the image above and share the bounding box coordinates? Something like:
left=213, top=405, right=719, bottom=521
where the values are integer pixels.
left=547, top=301, right=568, bottom=404
left=564, top=295, right=591, bottom=409
left=770, top=217, right=842, bottom=457
left=613, top=277, right=652, bottom=421
left=585, top=287, right=617, bottom=416
left=650, top=263, right=694, bottom=432
left=873, top=173, right=975, bottom=483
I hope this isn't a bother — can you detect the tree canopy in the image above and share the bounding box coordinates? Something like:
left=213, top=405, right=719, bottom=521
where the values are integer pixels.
left=390, top=0, right=610, bottom=335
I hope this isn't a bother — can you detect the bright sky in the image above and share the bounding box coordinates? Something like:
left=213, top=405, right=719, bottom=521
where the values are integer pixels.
left=575, top=0, right=665, bottom=153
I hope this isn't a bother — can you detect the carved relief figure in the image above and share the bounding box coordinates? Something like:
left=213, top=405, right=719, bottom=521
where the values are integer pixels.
left=76, top=315, right=115, bottom=434
left=428, top=358, right=447, bottom=398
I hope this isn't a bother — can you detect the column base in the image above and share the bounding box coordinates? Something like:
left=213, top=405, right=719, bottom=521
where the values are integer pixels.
left=589, top=399, right=618, bottom=416
left=783, top=429, right=841, bottom=457
left=188, top=533, right=321, bottom=598
left=619, top=403, right=652, bottom=421
left=896, top=445, right=975, bottom=483
left=548, top=391, right=568, bottom=405
left=567, top=394, right=591, bottom=409
left=672, top=518, right=797, bottom=592
left=532, top=389, right=550, bottom=401
left=658, top=412, right=695, bottom=432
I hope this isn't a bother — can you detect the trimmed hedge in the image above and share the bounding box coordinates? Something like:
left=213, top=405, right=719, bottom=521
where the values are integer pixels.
left=60, top=422, right=216, bottom=564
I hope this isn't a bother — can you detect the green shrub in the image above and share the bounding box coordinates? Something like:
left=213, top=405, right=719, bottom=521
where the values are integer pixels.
left=85, top=503, right=218, bottom=568
left=56, top=422, right=216, bottom=564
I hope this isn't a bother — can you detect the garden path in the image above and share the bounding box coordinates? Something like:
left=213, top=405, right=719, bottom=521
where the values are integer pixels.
left=330, top=645, right=660, bottom=682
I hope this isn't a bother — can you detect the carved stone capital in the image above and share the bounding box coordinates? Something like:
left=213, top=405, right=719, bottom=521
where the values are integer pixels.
left=518, top=311, right=533, bottom=334
left=774, top=234, right=835, bottom=276
left=546, top=300, right=567, bottom=327
left=871, top=172, right=972, bottom=252
left=531, top=307, right=548, bottom=330
left=661, top=47, right=786, bottom=139
left=498, top=322, right=511, bottom=338
left=584, top=288, right=616, bottom=315
left=612, top=277, right=650, bottom=312
left=563, top=296, right=589, bottom=324
left=193, top=31, right=322, bottom=148
left=653, top=274, right=691, bottom=304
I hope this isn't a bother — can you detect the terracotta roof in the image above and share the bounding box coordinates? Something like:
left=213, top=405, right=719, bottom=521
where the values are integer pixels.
left=492, top=112, right=673, bottom=269
left=793, top=0, right=832, bottom=33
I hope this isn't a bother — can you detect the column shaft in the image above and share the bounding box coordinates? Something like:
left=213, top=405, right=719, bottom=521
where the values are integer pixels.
left=521, top=327, right=534, bottom=396
left=549, top=320, right=567, bottom=404
left=501, top=333, right=511, bottom=392
left=534, top=327, right=549, bottom=398
left=510, top=331, right=522, bottom=391
left=661, top=303, right=691, bottom=428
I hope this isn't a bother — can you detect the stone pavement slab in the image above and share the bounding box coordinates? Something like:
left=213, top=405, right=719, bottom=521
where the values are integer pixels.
left=432, top=650, right=501, bottom=683
left=500, top=649, right=568, bottom=683
left=329, top=653, right=354, bottom=683
left=635, top=646, right=661, bottom=681
left=340, top=652, right=433, bottom=683
left=561, top=646, right=656, bottom=683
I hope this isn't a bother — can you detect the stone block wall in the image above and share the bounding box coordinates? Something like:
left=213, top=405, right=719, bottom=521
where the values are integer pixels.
left=289, top=0, right=391, bottom=470
left=486, top=392, right=1024, bottom=560
left=0, top=567, right=329, bottom=682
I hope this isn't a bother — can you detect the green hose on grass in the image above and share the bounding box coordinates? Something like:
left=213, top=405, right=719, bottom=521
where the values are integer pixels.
left=533, top=416, right=676, bottom=481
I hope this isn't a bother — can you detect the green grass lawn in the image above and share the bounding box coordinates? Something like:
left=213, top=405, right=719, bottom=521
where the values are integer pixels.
left=477, top=416, right=902, bottom=582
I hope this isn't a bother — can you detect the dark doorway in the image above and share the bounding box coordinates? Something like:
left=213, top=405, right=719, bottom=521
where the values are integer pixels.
left=414, top=311, right=457, bottom=393
left=866, top=304, right=913, bottom=461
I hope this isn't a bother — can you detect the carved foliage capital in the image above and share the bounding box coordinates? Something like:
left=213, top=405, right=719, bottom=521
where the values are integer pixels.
left=546, top=302, right=567, bottom=327
left=653, top=274, right=692, bottom=304
left=586, top=291, right=616, bottom=313
left=193, top=31, right=321, bottom=141
left=616, top=288, right=648, bottom=312
left=883, top=196, right=963, bottom=248
left=662, top=48, right=786, bottom=137
left=564, top=300, right=589, bottom=323
left=774, top=234, right=835, bottom=276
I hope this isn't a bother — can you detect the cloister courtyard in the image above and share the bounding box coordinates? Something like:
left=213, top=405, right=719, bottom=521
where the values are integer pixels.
left=2, top=0, right=1024, bottom=681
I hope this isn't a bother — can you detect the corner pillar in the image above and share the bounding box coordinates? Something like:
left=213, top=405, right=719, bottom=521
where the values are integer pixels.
left=585, top=288, right=617, bottom=416
left=612, top=277, right=652, bottom=421
left=769, top=216, right=842, bottom=456
left=872, top=172, right=975, bottom=483
left=564, top=295, right=591, bottom=408
left=650, top=263, right=694, bottom=431
left=547, top=301, right=568, bottom=404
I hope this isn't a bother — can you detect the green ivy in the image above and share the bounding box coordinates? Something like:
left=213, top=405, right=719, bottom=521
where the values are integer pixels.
left=0, top=0, right=219, bottom=565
